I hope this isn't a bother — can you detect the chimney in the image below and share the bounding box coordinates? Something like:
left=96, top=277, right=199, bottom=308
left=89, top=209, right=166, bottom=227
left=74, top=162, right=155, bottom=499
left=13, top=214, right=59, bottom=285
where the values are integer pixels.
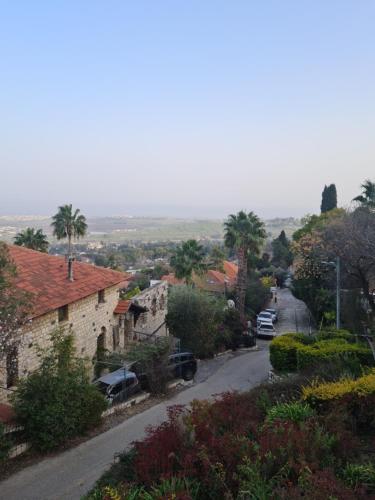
left=68, top=255, right=74, bottom=281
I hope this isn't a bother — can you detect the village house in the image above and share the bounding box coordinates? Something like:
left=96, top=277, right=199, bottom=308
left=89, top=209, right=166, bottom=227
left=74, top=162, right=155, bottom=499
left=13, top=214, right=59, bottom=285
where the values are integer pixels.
left=0, top=246, right=168, bottom=403
left=162, top=260, right=238, bottom=294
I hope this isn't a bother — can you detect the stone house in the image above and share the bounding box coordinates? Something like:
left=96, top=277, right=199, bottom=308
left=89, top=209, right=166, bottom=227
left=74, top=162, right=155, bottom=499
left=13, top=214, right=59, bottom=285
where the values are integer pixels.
left=0, top=246, right=168, bottom=403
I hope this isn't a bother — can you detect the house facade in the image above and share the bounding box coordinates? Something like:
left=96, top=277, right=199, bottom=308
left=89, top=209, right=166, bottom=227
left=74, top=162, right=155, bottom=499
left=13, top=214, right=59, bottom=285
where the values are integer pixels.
left=0, top=246, right=168, bottom=403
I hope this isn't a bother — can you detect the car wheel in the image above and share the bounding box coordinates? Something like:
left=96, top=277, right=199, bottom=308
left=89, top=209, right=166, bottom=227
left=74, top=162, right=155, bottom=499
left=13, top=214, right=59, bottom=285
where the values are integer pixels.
left=182, top=368, right=194, bottom=381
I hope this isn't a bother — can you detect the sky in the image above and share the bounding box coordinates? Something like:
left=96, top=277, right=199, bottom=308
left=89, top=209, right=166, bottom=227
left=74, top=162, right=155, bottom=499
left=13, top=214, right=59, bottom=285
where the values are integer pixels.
left=1, top=1, right=375, bottom=219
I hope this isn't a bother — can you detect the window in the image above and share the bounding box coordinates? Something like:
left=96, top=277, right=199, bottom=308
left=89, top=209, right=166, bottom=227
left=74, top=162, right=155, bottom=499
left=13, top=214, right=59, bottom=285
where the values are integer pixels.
left=58, top=305, right=69, bottom=323
left=6, top=347, right=18, bottom=388
left=98, top=289, right=105, bottom=304
left=112, top=326, right=120, bottom=350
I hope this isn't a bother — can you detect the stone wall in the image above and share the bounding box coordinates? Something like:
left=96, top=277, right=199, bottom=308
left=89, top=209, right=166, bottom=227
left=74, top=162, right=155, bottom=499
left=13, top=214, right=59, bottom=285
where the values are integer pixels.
left=0, top=284, right=121, bottom=403
left=131, top=281, right=169, bottom=339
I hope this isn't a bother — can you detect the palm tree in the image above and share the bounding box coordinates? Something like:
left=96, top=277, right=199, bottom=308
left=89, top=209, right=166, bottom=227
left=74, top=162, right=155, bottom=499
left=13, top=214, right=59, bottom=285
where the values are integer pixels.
left=170, top=239, right=206, bottom=284
left=224, top=211, right=266, bottom=323
left=14, top=228, right=49, bottom=252
left=353, top=179, right=375, bottom=210
left=51, top=204, right=88, bottom=255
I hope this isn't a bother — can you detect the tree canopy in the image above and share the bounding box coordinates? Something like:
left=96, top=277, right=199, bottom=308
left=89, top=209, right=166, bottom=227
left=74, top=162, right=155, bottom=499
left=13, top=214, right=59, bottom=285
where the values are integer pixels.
left=170, top=239, right=206, bottom=284
left=51, top=204, right=87, bottom=254
left=14, top=227, right=49, bottom=252
left=321, top=184, right=337, bottom=213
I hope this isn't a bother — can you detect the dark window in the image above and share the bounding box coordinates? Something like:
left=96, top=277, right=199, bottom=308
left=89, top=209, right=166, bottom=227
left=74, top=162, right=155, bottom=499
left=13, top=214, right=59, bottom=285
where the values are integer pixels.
left=110, top=383, right=123, bottom=396
left=6, top=347, right=18, bottom=388
left=126, top=377, right=135, bottom=388
left=58, top=305, right=69, bottom=322
left=98, top=289, right=105, bottom=304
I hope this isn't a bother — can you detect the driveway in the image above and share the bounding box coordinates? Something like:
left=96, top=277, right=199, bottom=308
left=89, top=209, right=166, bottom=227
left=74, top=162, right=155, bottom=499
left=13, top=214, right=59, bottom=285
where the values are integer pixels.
left=274, top=287, right=313, bottom=335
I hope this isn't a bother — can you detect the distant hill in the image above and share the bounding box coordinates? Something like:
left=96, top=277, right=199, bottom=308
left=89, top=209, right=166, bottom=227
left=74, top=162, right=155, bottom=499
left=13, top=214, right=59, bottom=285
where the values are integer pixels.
left=0, top=215, right=301, bottom=243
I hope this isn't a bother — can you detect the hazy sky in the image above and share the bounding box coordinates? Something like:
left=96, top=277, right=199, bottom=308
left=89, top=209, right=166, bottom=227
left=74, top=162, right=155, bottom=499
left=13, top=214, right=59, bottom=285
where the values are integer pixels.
left=1, top=1, right=374, bottom=218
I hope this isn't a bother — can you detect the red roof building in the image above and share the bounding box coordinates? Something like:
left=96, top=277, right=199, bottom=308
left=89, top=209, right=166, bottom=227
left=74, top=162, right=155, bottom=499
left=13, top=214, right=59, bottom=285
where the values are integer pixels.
left=8, top=245, right=129, bottom=319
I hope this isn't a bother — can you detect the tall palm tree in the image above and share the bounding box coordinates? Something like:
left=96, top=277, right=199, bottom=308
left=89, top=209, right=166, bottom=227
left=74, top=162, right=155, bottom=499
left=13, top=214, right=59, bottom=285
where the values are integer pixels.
left=51, top=204, right=88, bottom=255
left=353, top=179, right=375, bottom=210
left=224, top=211, right=266, bottom=323
left=14, top=228, right=49, bottom=252
left=170, top=239, right=206, bottom=284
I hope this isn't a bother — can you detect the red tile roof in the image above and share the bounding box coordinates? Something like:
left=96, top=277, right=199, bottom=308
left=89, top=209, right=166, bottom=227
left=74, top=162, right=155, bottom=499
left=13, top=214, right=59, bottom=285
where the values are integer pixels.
left=8, top=245, right=129, bottom=319
left=113, top=299, right=131, bottom=314
left=223, top=261, right=238, bottom=283
left=161, top=273, right=185, bottom=286
left=207, top=270, right=227, bottom=285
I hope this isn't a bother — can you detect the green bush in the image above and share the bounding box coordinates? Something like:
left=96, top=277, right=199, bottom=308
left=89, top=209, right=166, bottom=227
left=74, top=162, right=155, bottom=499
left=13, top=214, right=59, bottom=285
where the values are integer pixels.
left=12, top=329, right=106, bottom=451
left=0, top=422, right=12, bottom=462
left=270, top=333, right=373, bottom=373
left=296, top=340, right=373, bottom=371
left=315, top=328, right=355, bottom=343
left=341, top=462, right=375, bottom=490
left=266, top=401, right=314, bottom=424
left=269, top=333, right=313, bottom=372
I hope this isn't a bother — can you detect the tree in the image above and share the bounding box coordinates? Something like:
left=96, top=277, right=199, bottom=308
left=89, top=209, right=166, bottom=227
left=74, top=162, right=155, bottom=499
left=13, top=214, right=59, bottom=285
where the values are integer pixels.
left=166, top=286, right=225, bottom=358
left=271, top=230, right=293, bottom=268
left=51, top=204, right=88, bottom=255
left=14, top=227, right=49, bottom=252
left=170, top=239, right=206, bottom=284
left=0, top=243, right=31, bottom=363
left=353, top=179, right=375, bottom=210
left=12, top=329, right=106, bottom=451
left=224, top=211, right=266, bottom=323
left=208, top=245, right=225, bottom=271
left=321, top=184, right=337, bottom=213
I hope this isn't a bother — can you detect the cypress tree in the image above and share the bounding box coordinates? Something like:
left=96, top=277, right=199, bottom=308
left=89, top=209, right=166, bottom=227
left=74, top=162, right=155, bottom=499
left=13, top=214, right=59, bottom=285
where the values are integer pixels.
left=321, top=184, right=337, bottom=213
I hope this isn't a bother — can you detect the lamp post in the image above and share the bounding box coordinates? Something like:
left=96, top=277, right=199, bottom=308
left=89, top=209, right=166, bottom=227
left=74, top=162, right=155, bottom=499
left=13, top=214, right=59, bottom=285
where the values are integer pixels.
left=321, top=257, right=341, bottom=329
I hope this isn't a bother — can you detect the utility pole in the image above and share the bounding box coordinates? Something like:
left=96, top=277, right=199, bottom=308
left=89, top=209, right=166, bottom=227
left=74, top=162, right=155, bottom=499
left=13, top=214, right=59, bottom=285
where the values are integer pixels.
left=336, top=256, right=341, bottom=330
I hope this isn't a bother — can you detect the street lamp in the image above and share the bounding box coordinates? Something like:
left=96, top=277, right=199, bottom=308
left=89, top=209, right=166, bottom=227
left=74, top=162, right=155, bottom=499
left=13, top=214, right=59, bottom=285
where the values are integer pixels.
left=321, top=257, right=341, bottom=330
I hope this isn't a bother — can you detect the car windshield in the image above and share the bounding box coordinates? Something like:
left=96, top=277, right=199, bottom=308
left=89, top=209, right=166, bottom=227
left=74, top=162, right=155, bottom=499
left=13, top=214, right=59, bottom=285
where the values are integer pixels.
left=259, top=312, right=271, bottom=317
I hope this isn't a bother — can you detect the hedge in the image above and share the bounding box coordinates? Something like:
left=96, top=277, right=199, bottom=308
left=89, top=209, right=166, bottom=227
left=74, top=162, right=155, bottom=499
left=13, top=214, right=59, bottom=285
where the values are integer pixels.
left=315, top=329, right=355, bottom=343
left=270, top=333, right=373, bottom=373
left=296, top=341, right=374, bottom=371
left=302, top=369, right=375, bottom=404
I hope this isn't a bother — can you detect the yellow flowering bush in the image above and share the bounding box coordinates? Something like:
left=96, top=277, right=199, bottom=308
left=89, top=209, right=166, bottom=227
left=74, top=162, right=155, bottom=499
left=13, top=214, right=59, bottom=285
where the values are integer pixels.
left=302, top=369, right=375, bottom=404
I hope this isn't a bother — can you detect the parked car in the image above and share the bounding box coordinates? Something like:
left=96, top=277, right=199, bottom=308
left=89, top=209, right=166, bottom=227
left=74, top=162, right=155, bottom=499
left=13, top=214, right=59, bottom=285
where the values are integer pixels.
left=257, top=311, right=273, bottom=323
left=257, top=322, right=276, bottom=339
left=129, top=351, right=198, bottom=390
left=265, top=308, right=278, bottom=322
left=168, top=352, right=197, bottom=381
left=95, top=369, right=141, bottom=405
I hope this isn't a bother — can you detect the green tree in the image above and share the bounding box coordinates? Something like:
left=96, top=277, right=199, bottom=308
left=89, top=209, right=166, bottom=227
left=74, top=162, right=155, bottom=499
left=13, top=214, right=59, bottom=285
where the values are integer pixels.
left=353, top=179, right=375, bottom=210
left=51, top=204, right=88, bottom=255
left=14, top=227, right=49, bottom=252
left=321, top=184, right=337, bottom=213
left=208, top=245, right=225, bottom=271
left=166, top=286, right=224, bottom=358
left=224, top=211, right=266, bottom=323
left=12, top=329, right=106, bottom=451
left=271, top=230, right=293, bottom=268
left=170, top=239, right=206, bottom=284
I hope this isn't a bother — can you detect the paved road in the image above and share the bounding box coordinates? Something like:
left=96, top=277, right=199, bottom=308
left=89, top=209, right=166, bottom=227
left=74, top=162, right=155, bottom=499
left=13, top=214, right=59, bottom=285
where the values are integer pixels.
left=274, top=288, right=313, bottom=335
left=0, top=288, right=309, bottom=500
left=0, top=347, right=271, bottom=500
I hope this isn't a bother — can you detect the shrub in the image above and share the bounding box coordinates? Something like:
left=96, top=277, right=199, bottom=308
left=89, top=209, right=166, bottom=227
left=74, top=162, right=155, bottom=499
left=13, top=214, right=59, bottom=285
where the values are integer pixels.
left=0, top=422, right=12, bottom=462
left=342, top=462, right=375, bottom=491
left=127, top=337, right=172, bottom=394
left=297, top=341, right=373, bottom=371
left=166, top=286, right=225, bottom=358
left=269, top=333, right=313, bottom=372
left=266, top=401, right=314, bottom=424
left=316, top=328, right=355, bottom=343
left=302, top=370, right=375, bottom=404
left=12, top=329, right=106, bottom=451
